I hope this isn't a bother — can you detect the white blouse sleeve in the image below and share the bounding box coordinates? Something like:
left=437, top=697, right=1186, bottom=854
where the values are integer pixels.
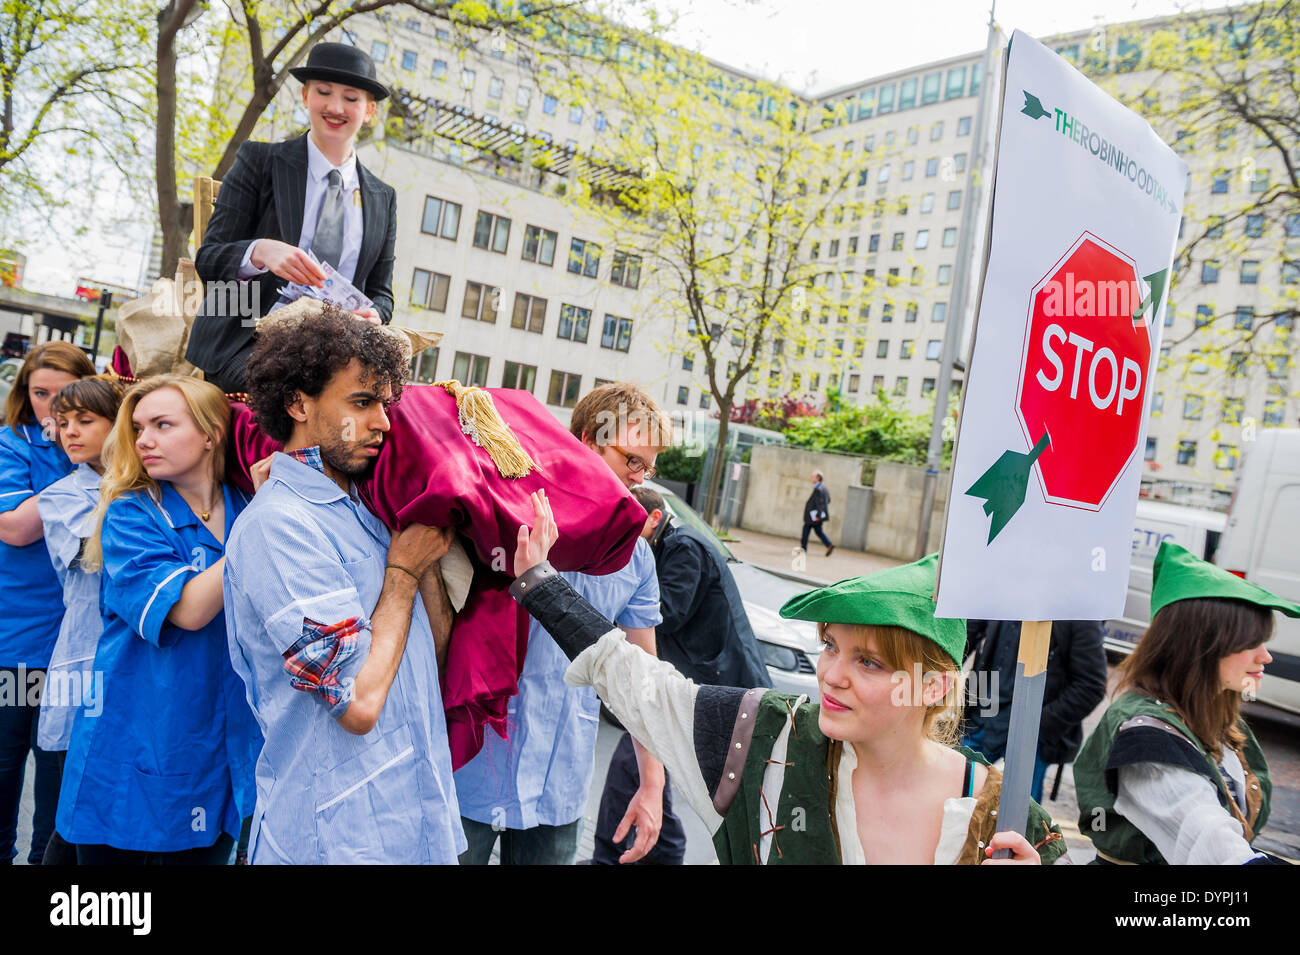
left=565, top=629, right=724, bottom=830
left=1114, top=762, right=1263, bottom=865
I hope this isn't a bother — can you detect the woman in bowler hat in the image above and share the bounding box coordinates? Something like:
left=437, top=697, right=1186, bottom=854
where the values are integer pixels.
left=186, top=41, right=398, bottom=393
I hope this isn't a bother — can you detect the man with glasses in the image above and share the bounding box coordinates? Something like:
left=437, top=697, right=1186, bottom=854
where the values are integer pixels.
left=453, top=383, right=671, bottom=864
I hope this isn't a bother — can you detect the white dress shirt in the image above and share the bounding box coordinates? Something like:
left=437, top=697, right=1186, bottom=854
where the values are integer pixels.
left=237, top=134, right=364, bottom=285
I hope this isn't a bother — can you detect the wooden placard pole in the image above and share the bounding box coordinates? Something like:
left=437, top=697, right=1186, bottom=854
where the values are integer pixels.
left=992, top=619, right=1052, bottom=858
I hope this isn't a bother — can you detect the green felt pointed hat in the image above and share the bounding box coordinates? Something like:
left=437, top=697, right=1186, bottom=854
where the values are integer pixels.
left=779, top=553, right=966, bottom=664
left=1150, top=541, right=1300, bottom=620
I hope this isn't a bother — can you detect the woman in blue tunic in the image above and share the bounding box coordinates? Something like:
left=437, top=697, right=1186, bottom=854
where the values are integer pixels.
left=57, top=375, right=263, bottom=864
left=0, top=341, right=95, bottom=865
left=36, top=377, right=124, bottom=864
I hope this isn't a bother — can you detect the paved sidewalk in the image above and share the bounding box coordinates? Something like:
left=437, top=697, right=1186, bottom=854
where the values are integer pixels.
left=721, top=527, right=904, bottom=585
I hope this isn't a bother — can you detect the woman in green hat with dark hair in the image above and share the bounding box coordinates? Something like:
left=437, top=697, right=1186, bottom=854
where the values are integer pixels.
left=506, top=491, right=1065, bottom=864
left=1074, top=541, right=1296, bottom=865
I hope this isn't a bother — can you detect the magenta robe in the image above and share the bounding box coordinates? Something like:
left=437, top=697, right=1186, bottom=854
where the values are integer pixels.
left=228, top=385, right=645, bottom=767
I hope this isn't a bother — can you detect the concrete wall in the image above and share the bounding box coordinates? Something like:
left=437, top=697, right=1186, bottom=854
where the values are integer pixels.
left=740, top=445, right=865, bottom=542
left=840, top=485, right=874, bottom=551
left=866, top=460, right=952, bottom=560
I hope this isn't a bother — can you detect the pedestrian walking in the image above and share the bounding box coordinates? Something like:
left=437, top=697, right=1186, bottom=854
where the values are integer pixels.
left=801, top=470, right=834, bottom=556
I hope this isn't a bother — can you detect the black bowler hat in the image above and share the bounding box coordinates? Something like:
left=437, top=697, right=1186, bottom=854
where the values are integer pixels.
left=289, top=42, right=389, bottom=101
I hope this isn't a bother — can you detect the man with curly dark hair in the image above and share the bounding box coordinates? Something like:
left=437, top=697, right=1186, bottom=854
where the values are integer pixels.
left=243, top=303, right=407, bottom=480
left=223, top=307, right=466, bottom=863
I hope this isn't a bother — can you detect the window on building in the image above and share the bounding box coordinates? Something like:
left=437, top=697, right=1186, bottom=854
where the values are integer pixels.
left=421, top=196, right=461, bottom=240
left=1177, top=440, right=1197, bottom=466
left=1250, top=170, right=1269, bottom=193
left=932, top=301, right=948, bottom=323
left=953, top=153, right=967, bottom=173
left=370, top=40, right=388, bottom=62
left=1144, top=437, right=1157, bottom=461
left=511, top=293, right=547, bottom=334
left=460, top=68, right=476, bottom=90
left=878, top=84, right=895, bottom=113
left=409, top=346, right=438, bottom=384
left=1263, top=401, right=1286, bottom=425
left=942, top=228, right=957, bottom=247
left=557, top=303, right=591, bottom=343
left=487, top=76, right=503, bottom=99
left=461, top=281, right=498, bottom=323
left=848, top=236, right=859, bottom=255
left=1286, top=214, right=1300, bottom=238
left=400, top=49, right=418, bottom=72
left=568, top=104, right=583, bottom=124
left=905, top=303, right=918, bottom=322
left=1216, top=444, right=1239, bottom=470
left=848, top=373, right=861, bottom=393
left=829, top=239, right=841, bottom=258
left=937, top=264, right=952, bottom=285
left=501, top=361, right=537, bottom=392
left=547, top=370, right=582, bottom=408
left=894, top=376, right=909, bottom=396
left=1283, top=261, right=1300, bottom=284
left=676, top=386, right=689, bottom=406
left=568, top=238, right=602, bottom=277
left=947, top=189, right=962, bottom=210
left=1201, top=260, right=1220, bottom=283
left=1211, top=172, right=1229, bottom=194
left=901, top=339, right=915, bottom=359
left=882, top=302, right=894, bottom=323
left=926, top=339, right=942, bottom=360
left=891, top=232, right=904, bottom=251
left=1183, top=394, right=1204, bottom=420
left=1151, top=391, right=1164, bottom=414
left=902, top=160, right=915, bottom=180
left=452, top=351, right=489, bottom=387
left=600, top=314, right=633, bottom=352
left=473, top=211, right=511, bottom=253
left=925, top=157, right=939, bottom=177
left=431, top=59, right=448, bottom=80
left=542, top=94, right=557, bottom=115
left=610, top=251, right=642, bottom=289
left=520, top=225, right=557, bottom=266
left=887, top=267, right=899, bottom=286
left=914, top=230, right=929, bottom=250
left=930, top=121, right=944, bottom=141
left=1195, top=305, right=1214, bottom=327
left=920, top=193, right=935, bottom=214
left=878, top=164, right=891, bottom=184
left=1240, top=260, right=1260, bottom=284
left=1222, top=397, right=1244, bottom=423
left=868, top=233, right=880, bottom=252
left=1235, top=306, right=1254, bottom=330
left=899, top=78, right=918, bottom=110
left=409, top=269, right=450, bottom=311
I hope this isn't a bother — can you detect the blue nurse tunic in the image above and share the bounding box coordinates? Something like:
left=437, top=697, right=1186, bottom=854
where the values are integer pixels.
left=55, top=481, right=262, bottom=852
left=0, top=423, right=73, bottom=668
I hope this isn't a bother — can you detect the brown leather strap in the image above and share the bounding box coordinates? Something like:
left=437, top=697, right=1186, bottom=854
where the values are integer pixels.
left=712, top=688, right=763, bottom=815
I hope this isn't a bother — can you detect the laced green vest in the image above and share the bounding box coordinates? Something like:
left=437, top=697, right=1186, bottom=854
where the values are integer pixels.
left=1074, top=691, right=1271, bottom=865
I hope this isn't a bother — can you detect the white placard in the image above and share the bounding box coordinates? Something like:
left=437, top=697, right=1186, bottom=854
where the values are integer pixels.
left=935, top=30, right=1187, bottom=621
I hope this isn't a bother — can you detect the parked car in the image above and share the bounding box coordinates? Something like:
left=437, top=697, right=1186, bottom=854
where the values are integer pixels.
left=0, top=356, right=21, bottom=405
left=646, top=480, right=821, bottom=698
left=1105, top=431, right=1300, bottom=716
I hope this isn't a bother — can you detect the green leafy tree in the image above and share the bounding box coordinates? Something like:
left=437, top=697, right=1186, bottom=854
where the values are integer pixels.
left=782, top=390, right=935, bottom=464
left=562, top=36, right=861, bottom=523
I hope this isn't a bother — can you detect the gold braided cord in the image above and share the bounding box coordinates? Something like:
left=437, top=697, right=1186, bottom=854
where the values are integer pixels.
left=434, top=380, right=537, bottom=479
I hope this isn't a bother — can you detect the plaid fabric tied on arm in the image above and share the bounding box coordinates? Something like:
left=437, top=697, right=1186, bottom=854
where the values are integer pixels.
left=282, top=616, right=363, bottom=707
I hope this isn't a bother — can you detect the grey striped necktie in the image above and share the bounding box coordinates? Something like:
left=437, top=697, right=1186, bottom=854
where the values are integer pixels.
left=312, top=168, right=346, bottom=269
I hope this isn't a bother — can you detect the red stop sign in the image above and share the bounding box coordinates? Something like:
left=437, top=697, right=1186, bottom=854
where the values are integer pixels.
left=1016, top=232, right=1152, bottom=510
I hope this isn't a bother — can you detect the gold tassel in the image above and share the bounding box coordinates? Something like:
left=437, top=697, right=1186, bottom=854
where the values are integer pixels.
left=435, top=380, right=537, bottom=478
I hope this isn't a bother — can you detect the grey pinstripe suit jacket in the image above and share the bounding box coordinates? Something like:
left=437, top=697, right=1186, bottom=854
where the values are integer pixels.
left=185, top=134, right=396, bottom=390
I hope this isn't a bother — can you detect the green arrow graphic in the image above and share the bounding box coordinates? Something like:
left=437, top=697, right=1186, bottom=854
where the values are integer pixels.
left=1021, top=90, right=1052, bottom=121
left=1132, top=268, right=1169, bottom=324
left=966, top=432, right=1051, bottom=544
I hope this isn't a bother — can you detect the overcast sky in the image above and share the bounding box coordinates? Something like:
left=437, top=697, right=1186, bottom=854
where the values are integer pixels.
left=18, top=0, right=1225, bottom=295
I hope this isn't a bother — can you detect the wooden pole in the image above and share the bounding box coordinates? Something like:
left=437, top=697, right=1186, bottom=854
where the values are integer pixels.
left=992, top=619, right=1052, bottom=858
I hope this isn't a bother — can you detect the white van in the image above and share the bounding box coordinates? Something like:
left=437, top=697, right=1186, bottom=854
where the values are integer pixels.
left=1213, top=429, right=1300, bottom=715
left=1105, top=430, right=1300, bottom=716
left=1105, top=499, right=1226, bottom=655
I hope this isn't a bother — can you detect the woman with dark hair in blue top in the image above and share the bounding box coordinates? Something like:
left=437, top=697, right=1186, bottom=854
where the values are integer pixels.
left=0, top=341, right=94, bottom=864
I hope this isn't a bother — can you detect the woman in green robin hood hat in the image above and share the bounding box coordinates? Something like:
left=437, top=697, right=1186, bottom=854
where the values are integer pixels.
left=505, top=491, right=1066, bottom=864
left=1074, top=541, right=1297, bottom=865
